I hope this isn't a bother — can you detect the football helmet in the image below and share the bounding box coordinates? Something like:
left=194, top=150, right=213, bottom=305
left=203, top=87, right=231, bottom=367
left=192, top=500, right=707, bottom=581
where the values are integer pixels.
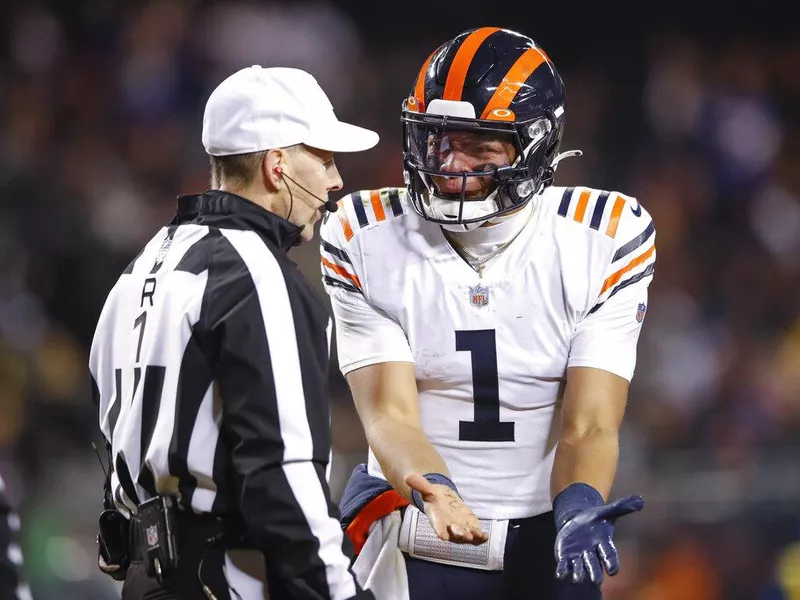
left=402, top=27, right=575, bottom=230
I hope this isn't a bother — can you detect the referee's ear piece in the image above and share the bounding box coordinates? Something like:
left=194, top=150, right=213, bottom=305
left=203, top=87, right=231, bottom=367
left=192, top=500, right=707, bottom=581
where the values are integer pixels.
left=274, top=165, right=283, bottom=175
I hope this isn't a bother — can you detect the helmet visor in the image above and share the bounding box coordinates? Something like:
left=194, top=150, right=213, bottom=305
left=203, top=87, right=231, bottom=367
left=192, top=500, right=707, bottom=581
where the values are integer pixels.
left=404, top=114, right=522, bottom=199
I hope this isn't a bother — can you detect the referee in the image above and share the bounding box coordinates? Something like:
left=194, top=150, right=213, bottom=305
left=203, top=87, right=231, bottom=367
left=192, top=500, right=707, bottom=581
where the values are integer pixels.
left=89, top=66, right=379, bottom=600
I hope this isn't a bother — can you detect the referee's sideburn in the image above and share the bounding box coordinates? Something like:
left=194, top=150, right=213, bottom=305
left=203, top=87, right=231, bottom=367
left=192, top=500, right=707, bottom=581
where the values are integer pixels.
left=89, top=66, right=379, bottom=600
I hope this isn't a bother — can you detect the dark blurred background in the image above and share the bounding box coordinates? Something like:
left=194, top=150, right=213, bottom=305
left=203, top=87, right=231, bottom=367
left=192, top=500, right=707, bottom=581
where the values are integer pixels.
left=0, top=1, right=798, bottom=599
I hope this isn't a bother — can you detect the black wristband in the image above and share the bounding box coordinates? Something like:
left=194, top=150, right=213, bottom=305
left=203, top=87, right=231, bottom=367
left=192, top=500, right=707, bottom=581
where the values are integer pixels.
left=410, top=473, right=459, bottom=512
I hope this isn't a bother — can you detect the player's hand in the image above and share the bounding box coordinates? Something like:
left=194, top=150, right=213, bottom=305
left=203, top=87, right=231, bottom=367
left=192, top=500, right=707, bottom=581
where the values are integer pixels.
left=98, top=553, right=127, bottom=581
left=554, top=495, right=643, bottom=585
left=405, top=473, right=488, bottom=545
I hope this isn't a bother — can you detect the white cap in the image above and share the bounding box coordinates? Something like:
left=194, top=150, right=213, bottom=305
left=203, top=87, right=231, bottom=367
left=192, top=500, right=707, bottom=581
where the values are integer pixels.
left=202, top=65, right=379, bottom=156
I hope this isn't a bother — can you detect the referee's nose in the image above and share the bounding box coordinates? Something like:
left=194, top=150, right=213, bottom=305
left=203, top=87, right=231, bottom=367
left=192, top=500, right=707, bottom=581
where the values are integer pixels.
left=328, top=164, right=343, bottom=192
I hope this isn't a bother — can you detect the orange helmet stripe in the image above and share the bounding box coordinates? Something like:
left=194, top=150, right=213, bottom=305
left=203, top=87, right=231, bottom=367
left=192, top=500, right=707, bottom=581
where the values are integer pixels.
left=480, top=47, right=549, bottom=119
left=443, top=27, right=501, bottom=101
left=413, top=50, right=437, bottom=111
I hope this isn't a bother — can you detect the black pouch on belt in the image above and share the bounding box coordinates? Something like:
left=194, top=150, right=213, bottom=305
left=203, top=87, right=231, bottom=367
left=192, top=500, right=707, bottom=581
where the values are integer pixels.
left=98, top=507, right=130, bottom=578
left=137, top=496, right=180, bottom=582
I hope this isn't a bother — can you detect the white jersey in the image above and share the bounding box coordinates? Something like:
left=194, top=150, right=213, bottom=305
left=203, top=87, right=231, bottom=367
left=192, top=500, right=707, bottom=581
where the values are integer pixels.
left=320, top=186, right=656, bottom=520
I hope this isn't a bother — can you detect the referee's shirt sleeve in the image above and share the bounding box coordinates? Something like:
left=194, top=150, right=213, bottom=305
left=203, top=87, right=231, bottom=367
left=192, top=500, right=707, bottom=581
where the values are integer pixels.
left=209, top=230, right=371, bottom=600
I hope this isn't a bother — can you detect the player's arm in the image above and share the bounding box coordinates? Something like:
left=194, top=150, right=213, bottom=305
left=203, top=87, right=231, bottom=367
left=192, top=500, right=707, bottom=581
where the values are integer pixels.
left=551, top=366, right=628, bottom=500
left=345, top=361, right=449, bottom=499
left=550, top=197, right=655, bottom=585
left=331, top=290, right=487, bottom=545
left=549, top=291, right=648, bottom=586
left=346, top=362, right=484, bottom=540
left=320, top=222, right=436, bottom=496
left=321, top=206, right=442, bottom=496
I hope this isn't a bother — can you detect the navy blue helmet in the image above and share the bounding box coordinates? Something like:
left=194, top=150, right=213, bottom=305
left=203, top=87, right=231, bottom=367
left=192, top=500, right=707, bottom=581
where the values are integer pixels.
left=402, top=27, right=569, bottom=229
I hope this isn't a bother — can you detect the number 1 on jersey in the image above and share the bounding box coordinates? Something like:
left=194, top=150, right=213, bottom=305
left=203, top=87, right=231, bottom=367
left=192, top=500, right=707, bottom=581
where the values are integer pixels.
left=456, top=329, right=515, bottom=442
left=134, top=311, right=147, bottom=364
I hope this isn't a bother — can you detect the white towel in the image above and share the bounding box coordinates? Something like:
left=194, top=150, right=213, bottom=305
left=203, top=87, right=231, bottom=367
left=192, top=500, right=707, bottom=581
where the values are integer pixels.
left=352, top=510, right=409, bottom=600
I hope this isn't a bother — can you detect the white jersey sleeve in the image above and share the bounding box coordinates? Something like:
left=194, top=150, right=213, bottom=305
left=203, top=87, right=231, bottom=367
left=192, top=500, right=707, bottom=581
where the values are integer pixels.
left=328, top=288, right=413, bottom=374
left=568, top=194, right=656, bottom=381
left=319, top=190, right=414, bottom=375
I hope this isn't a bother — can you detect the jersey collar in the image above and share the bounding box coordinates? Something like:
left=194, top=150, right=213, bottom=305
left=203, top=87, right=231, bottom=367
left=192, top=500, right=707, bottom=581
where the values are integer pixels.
left=173, top=190, right=304, bottom=250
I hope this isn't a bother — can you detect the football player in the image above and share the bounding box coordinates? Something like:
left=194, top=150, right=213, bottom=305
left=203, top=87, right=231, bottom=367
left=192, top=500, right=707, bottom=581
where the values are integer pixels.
left=321, top=27, right=655, bottom=599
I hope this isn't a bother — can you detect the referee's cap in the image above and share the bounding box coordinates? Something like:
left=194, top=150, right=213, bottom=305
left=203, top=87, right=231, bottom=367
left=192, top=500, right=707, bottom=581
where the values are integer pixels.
left=202, top=65, right=379, bottom=156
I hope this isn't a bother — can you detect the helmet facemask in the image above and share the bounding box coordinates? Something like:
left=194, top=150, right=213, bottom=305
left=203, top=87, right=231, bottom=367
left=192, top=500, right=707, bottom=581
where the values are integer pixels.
left=402, top=107, right=560, bottom=231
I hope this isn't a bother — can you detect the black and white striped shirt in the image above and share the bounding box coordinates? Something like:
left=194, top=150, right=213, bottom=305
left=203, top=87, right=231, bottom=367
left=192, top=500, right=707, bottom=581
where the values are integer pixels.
left=89, top=191, right=370, bottom=600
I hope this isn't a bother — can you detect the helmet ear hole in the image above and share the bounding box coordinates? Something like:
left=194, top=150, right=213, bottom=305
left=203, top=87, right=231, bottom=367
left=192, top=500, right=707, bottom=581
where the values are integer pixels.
left=526, top=119, right=552, bottom=147
left=515, top=180, right=533, bottom=198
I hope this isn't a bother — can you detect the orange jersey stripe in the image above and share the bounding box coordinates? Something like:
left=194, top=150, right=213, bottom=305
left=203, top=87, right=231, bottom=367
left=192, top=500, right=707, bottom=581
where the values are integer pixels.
left=573, top=189, right=591, bottom=224
left=601, top=245, right=656, bottom=295
left=336, top=202, right=354, bottom=241
left=321, top=256, right=362, bottom=289
left=369, top=190, right=387, bottom=222
left=605, top=195, right=626, bottom=238
left=443, top=27, right=500, bottom=101
left=479, top=47, right=548, bottom=119
left=345, top=490, right=408, bottom=555
left=414, top=50, right=437, bottom=111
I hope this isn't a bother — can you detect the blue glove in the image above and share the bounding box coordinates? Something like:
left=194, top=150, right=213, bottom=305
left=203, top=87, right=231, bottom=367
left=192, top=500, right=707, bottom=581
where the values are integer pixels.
left=553, top=483, right=644, bottom=585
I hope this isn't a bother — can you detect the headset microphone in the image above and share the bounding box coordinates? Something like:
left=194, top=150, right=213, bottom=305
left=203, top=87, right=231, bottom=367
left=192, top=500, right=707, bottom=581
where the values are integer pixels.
left=275, top=167, right=339, bottom=213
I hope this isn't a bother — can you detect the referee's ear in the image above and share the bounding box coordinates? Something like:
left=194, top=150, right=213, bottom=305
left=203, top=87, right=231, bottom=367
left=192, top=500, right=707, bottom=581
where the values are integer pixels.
left=264, top=148, right=285, bottom=192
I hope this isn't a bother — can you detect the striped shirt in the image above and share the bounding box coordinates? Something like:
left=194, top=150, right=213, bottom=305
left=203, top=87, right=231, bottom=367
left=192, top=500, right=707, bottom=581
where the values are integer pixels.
left=89, top=190, right=370, bottom=600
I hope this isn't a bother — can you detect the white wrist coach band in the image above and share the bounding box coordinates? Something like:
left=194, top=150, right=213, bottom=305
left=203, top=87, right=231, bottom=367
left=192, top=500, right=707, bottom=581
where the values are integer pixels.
left=397, top=505, right=509, bottom=571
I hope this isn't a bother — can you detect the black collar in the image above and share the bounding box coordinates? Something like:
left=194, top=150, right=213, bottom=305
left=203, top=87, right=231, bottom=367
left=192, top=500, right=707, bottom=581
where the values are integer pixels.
left=172, top=190, right=304, bottom=250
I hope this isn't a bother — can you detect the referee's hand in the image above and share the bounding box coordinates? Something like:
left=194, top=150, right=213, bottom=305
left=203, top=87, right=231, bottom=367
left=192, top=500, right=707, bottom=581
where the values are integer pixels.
left=98, top=554, right=127, bottom=581
left=405, top=473, right=488, bottom=545
left=554, top=495, right=643, bottom=585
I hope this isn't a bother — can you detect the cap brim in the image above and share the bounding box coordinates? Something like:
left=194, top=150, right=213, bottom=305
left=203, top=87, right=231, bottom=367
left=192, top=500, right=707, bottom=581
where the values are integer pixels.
left=305, top=120, right=379, bottom=153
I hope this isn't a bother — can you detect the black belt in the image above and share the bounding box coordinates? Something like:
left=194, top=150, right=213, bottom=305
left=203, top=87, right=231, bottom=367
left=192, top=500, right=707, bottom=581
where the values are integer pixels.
left=509, top=510, right=554, bottom=527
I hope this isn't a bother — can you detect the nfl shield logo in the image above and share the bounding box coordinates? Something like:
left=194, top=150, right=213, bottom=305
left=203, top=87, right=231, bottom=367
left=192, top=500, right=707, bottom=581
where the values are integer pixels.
left=469, top=284, right=489, bottom=308
left=636, top=302, right=647, bottom=323
left=146, top=525, right=159, bottom=548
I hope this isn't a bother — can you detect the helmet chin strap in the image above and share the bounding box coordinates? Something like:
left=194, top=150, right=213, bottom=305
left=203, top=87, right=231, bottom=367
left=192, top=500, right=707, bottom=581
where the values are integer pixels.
left=433, top=190, right=500, bottom=231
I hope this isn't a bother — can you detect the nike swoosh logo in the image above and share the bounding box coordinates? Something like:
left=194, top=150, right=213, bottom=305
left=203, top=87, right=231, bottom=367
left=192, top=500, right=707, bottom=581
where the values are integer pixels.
left=630, top=202, right=642, bottom=217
